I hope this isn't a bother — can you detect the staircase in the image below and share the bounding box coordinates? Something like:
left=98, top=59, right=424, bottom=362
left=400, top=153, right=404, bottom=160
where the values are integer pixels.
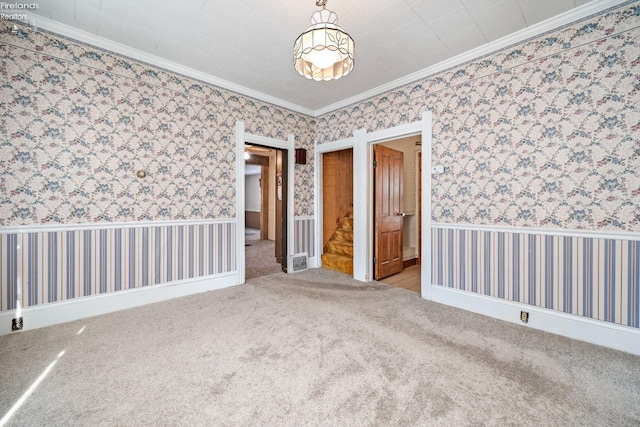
left=321, top=208, right=354, bottom=275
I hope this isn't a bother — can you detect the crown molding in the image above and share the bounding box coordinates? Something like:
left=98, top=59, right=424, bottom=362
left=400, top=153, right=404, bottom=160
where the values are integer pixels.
left=312, top=0, right=631, bottom=117
left=16, top=0, right=630, bottom=119
left=19, top=12, right=316, bottom=117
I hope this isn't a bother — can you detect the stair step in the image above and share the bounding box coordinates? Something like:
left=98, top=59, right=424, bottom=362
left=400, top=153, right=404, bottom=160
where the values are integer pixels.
left=325, top=240, right=353, bottom=257
left=321, top=253, right=353, bottom=275
left=333, top=228, right=353, bottom=243
left=346, top=207, right=353, bottom=218
left=340, top=216, right=353, bottom=230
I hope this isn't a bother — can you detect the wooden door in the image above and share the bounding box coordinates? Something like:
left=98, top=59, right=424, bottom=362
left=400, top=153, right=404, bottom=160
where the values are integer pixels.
left=374, top=145, right=404, bottom=279
left=274, top=150, right=287, bottom=270
left=418, top=152, right=422, bottom=265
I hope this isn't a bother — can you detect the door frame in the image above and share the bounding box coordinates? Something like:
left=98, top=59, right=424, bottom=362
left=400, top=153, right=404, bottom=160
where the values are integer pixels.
left=236, top=122, right=295, bottom=284
left=355, top=112, right=432, bottom=299
left=314, top=136, right=356, bottom=267
left=244, top=151, right=270, bottom=240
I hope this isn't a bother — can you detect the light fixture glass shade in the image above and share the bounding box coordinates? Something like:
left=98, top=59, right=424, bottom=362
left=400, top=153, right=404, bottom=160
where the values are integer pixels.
left=294, top=8, right=354, bottom=81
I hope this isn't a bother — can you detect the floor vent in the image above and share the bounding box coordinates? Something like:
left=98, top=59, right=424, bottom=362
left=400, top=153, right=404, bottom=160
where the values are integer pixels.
left=291, top=253, right=308, bottom=273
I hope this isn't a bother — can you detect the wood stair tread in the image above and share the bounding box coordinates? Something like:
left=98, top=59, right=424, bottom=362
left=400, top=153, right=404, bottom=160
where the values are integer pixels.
left=321, top=253, right=351, bottom=260
left=328, top=240, right=352, bottom=247
left=322, top=207, right=354, bottom=275
left=321, top=253, right=354, bottom=275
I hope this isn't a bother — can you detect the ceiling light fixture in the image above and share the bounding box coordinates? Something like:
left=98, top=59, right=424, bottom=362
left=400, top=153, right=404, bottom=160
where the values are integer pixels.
left=293, top=0, right=354, bottom=81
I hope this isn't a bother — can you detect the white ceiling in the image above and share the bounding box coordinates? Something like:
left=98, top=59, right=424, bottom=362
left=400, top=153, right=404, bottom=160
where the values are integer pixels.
left=27, top=0, right=603, bottom=113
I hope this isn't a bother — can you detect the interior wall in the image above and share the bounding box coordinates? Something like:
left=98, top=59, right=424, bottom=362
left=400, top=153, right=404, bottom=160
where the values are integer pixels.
left=245, top=173, right=261, bottom=229
left=0, top=24, right=314, bottom=313
left=314, top=2, right=640, bottom=329
left=245, top=174, right=261, bottom=213
left=1, top=2, right=637, bottom=332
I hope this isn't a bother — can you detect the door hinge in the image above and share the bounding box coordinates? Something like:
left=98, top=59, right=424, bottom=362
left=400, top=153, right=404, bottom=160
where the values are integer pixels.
left=373, top=160, right=378, bottom=168
left=373, top=257, right=377, bottom=264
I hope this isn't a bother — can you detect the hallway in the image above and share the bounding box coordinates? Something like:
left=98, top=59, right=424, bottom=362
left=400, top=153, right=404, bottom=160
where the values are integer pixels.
left=245, top=228, right=282, bottom=280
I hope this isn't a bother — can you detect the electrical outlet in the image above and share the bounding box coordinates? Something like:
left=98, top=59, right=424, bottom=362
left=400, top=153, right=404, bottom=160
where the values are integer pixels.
left=11, top=317, right=23, bottom=331
left=520, top=311, right=529, bottom=323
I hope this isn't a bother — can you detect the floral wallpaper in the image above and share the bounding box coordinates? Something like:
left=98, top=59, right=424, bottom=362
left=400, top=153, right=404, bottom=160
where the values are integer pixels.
left=315, top=2, right=640, bottom=233
left=0, top=26, right=315, bottom=227
left=1, top=2, right=638, bottom=232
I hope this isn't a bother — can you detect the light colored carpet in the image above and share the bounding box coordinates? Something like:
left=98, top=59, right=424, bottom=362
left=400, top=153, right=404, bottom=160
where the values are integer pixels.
left=0, top=269, right=639, bottom=426
left=245, top=228, right=260, bottom=241
left=244, top=239, right=282, bottom=279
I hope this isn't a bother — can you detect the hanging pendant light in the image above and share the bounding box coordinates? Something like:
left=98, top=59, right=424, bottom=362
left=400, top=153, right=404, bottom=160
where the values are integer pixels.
left=293, top=0, right=355, bottom=81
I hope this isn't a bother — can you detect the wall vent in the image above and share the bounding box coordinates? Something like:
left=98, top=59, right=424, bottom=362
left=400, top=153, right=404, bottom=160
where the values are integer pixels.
left=291, top=253, right=308, bottom=273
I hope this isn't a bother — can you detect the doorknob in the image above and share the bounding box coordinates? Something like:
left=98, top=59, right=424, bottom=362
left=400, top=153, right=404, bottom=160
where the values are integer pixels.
left=396, top=212, right=406, bottom=217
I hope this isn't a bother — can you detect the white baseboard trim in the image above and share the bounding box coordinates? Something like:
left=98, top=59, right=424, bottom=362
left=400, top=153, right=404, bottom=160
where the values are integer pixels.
left=430, top=285, right=640, bottom=356
left=308, top=256, right=318, bottom=269
left=0, top=272, right=240, bottom=336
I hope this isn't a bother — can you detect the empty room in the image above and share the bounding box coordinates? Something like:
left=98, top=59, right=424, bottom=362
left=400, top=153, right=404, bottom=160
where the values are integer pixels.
left=1, top=0, right=639, bottom=425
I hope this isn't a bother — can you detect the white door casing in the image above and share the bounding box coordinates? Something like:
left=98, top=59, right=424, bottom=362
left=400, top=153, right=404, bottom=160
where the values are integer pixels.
left=236, top=121, right=295, bottom=283
left=315, top=112, right=433, bottom=299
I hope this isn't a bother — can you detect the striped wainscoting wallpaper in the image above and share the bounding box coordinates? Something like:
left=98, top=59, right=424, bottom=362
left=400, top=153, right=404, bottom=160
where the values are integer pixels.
left=0, top=222, right=236, bottom=312
left=432, top=227, right=640, bottom=328
left=294, top=217, right=315, bottom=258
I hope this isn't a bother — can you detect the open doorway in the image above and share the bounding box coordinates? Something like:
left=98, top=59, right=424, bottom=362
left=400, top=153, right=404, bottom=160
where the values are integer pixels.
left=320, top=148, right=354, bottom=275
left=316, top=113, right=431, bottom=297
left=374, top=137, right=422, bottom=292
left=244, top=144, right=288, bottom=279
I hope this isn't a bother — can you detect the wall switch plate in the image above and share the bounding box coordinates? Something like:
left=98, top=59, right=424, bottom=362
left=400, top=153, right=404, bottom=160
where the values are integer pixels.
left=431, top=165, right=444, bottom=174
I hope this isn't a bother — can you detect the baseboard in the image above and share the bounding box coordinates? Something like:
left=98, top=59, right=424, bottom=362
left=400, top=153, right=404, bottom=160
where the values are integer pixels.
left=308, top=256, right=318, bottom=269
left=403, top=258, right=417, bottom=268
left=0, top=272, right=240, bottom=336
left=430, top=285, right=640, bottom=356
